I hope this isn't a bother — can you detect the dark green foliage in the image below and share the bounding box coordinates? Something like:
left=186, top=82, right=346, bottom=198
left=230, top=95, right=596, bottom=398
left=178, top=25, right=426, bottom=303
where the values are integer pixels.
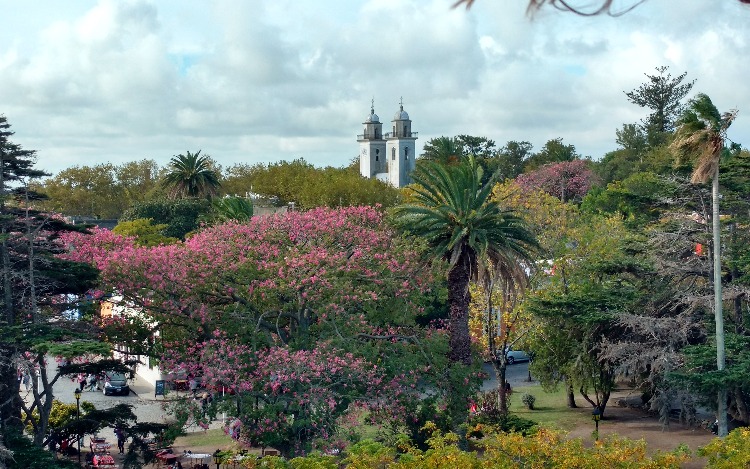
left=392, top=155, right=538, bottom=366
left=581, top=172, right=678, bottom=228
left=401, top=396, right=456, bottom=450
left=624, top=66, right=694, bottom=146
left=496, top=140, right=533, bottom=180
left=672, top=334, right=750, bottom=413
left=4, top=431, right=79, bottom=469
left=523, top=138, right=580, bottom=171
left=467, top=389, right=538, bottom=435
left=120, top=198, right=211, bottom=239
left=162, top=150, right=221, bottom=199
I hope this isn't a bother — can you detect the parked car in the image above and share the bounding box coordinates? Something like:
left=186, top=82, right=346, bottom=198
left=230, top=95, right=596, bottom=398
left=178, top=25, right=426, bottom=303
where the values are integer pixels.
left=103, top=372, right=130, bottom=396
left=505, top=349, right=531, bottom=365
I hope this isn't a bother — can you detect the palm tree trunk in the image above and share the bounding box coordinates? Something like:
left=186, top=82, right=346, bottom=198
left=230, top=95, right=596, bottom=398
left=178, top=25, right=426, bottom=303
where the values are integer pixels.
left=712, top=168, right=727, bottom=437
left=447, top=256, right=472, bottom=366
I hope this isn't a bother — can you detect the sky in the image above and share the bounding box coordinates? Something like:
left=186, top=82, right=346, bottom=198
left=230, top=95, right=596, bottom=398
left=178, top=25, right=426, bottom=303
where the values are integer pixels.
left=1, top=0, right=748, bottom=176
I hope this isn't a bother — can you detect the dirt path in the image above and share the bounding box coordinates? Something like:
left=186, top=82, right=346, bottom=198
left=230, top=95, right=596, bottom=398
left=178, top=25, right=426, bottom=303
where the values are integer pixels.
left=564, top=394, right=714, bottom=468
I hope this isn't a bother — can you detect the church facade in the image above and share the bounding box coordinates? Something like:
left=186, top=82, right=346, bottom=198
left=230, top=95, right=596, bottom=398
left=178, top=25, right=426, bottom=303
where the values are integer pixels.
left=357, top=99, right=417, bottom=188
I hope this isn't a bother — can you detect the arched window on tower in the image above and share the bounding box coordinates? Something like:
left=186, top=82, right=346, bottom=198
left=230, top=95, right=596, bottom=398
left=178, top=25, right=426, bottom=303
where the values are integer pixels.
left=375, top=148, right=379, bottom=162
left=405, top=126, right=409, bottom=137
left=375, top=129, right=380, bottom=139
left=404, top=147, right=409, bottom=161
left=392, top=148, right=396, bottom=160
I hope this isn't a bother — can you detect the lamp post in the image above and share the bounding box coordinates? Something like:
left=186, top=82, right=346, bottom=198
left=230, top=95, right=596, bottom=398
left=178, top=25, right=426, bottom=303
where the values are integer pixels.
left=74, top=388, right=82, bottom=464
left=213, top=449, right=221, bottom=469
left=592, top=406, right=601, bottom=440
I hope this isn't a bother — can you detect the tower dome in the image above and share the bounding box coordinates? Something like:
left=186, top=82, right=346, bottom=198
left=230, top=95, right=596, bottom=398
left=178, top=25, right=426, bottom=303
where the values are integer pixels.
left=365, top=99, right=380, bottom=123
left=393, top=103, right=409, bottom=120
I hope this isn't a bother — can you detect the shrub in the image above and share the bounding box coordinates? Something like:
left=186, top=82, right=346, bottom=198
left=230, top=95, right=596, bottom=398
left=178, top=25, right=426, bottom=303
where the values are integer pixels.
left=521, top=393, right=536, bottom=410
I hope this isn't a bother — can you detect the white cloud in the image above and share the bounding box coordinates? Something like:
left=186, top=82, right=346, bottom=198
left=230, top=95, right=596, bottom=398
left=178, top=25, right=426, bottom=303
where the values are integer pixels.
left=0, top=0, right=747, bottom=175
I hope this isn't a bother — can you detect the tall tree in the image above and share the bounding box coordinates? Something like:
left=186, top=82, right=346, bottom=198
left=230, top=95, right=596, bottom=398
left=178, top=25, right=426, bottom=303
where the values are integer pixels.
left=496, top=141, right=533, bottom=180
left=0, top=115, right=119, bottom=467
left=625, top=66, right=695, bottom=146
left=33, top=160, right=161, bottom=219
left=420, top=136, right=463, bottom=165
left=671, top=93, right=738, bottom=437
left=162, top=150, right=221, bottom=199
left=392, top=156, right=538, bottom=366
left=523, top=138, right=580, bottom=171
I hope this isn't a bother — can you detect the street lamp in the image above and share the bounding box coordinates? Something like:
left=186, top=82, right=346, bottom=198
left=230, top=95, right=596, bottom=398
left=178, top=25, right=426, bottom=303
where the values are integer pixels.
left=592, top=406, right=602, bottom=440
left=74, top=388, right=82, bottom=464
left=213, top=449, right=221, bottom=469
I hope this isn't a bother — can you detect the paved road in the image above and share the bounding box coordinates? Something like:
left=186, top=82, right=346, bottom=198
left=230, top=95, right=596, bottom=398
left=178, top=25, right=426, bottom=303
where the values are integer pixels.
left=22, top=359, right=173, bottom=444
left=480, top=360, right=535, bottom=392
left=23, top=356, right=532, bottom=444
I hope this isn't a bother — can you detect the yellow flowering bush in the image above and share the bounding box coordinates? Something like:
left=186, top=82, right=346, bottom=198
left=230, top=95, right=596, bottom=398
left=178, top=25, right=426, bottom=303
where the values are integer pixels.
left=699, top=427, right=750, bottom=468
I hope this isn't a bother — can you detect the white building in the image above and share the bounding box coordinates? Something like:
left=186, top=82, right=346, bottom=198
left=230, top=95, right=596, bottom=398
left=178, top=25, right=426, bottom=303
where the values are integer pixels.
left=101, top=295, right=164, bottom=387
left=358, top=99, right=418, bottom=188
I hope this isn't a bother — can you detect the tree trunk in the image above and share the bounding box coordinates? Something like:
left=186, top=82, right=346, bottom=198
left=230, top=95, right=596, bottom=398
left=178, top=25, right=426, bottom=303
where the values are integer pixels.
left=565, top=380, right=577, bottom=408
left=492, top=360, right=509, bottom=414
left=712, top=169, right=728, bottom=437
left=0, top=345, right=23, bottom=436
left=447, top=256, right=472, bottom=366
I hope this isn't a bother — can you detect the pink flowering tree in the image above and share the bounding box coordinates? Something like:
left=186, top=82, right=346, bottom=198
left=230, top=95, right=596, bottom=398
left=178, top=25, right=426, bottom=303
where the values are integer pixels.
left=515, top=160, right=597, bottom=203
left=60, top=206, right=450, bottom=455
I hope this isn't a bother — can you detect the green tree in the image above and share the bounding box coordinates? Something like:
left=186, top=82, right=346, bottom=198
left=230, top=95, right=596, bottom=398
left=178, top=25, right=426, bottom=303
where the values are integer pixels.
left=0, top=115, right=117, bottom=466
left=33, top=160, right=161, bottom=219
left=625, top=66, right=695, bottom=146
left=671, top=93, right=738, bottom=437
left=595, top=124, right=650, bottom=184
left=392, top=156, right=538, bottom=366
left=420, top=136, right=463, bottom=165
left=526, top=214, right=642, bottom=416
left=222, top=159, right=401, bottom=209
left=112, top=218, right=180, bottom=246
left=162, top=150, right=221, bottom=199
left=206, top=196, right=254, bottom=223
left=523, top=138, right=580, bottom=171
left=120, top=198, right=212, bottom=239
left=496, top=141, right=533, bottom=180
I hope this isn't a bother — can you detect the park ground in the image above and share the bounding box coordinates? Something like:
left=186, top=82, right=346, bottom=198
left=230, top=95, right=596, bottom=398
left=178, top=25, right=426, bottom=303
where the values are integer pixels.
left=49, top=360, right=717, bottom=468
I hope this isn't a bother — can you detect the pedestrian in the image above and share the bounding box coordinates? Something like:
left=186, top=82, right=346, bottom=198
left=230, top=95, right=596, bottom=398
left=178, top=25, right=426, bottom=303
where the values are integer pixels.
left=188, top=377, right=198, bottom=397
left=115, top=427, right=126, bottom=453
left=78, top=373, right=87, bottom=392
left=86, top=373, right=97, bottom=392
left=22, top=371, right=31, bottom=392
left=48, top=431, right=58, bottom=458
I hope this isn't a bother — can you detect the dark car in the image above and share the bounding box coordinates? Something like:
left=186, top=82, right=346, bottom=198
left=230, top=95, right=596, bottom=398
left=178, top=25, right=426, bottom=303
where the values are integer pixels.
left=103, top=372, right=130, bottom=396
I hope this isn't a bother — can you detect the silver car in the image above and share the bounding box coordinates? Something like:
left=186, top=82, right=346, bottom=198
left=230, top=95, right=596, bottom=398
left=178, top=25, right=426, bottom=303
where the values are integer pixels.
left=506, top=349, right=530, bottom=365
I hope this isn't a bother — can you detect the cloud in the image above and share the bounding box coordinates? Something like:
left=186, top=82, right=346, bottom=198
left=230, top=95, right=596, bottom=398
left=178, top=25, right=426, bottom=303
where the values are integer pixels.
left=0, top=0, right=747, bottom=175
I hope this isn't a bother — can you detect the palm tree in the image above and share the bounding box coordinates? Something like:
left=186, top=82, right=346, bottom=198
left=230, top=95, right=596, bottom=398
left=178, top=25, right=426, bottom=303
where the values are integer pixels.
left=210, top=196, right=254, bottom=223
left=392, top=156, right=538, bottom=366
left=162, top=150, right=221, bottom=199
left=671, top=93, right=738, bottom=437
left=420, top=136, right=463, bottom=165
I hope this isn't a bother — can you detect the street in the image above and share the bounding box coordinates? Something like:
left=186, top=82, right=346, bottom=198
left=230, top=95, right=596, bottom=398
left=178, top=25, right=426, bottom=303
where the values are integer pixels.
left=480, top=360, right=535, bottom=392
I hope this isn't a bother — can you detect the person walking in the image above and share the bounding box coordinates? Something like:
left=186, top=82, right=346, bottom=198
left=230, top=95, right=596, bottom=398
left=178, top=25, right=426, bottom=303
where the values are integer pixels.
left=189, top=377, right=198, bottom=397
left=115, top=427, right=126, bottom=453
left=22, top=371, right=31, bottom=392
left=78, top=373, right=87, bottom=392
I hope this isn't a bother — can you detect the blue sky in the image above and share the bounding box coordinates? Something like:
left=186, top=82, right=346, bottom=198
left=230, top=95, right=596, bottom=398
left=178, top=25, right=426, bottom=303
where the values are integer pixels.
left=1, top=0, right=748, bottom=175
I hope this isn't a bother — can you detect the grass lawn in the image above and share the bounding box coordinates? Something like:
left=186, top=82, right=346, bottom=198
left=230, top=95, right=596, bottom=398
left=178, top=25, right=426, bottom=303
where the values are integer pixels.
left=508, top=384, right=595, bottom=431
left=173, top=428, right=236, bottom=450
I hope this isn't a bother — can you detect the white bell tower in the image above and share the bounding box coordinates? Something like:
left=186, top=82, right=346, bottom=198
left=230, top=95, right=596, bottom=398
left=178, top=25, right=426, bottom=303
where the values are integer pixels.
left=358, top=99, right=387, bottom=182
left=385, top=98, right=417, bottom=187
